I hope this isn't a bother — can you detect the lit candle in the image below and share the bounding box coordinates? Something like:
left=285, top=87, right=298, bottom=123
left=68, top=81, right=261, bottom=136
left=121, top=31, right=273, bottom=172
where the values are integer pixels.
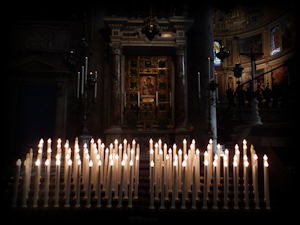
left=223, top=155, right=228, bottom=209
left=244, top=159, right=249, bottom=210
left=253, top=154, right=260, bottom=209
left=117, top=160, right=125, bottom=208
left=149, top=139, right=153, bottom=153
left=65, top=159, right=72, bottom=208
left=181, top=160, right=186, bottom=210
left=178, top=149, right=182, bottom=191
left=95, top=159, right=101, bottom=207
left=213, top=160, right=218, bottom=210
left=171, top=160, right=177, bottom=210
left=12, top=159, right=22, bottom=207
left=44, top=159, right=50, bottom=207
left=54, top=157, right=61, bottom=207
left=107, top=159, right=113, bottom=208
left=33, top=159, right=41, bottom=208
left=134, top=154, right=139, bottom=199
left=191, top=163, right=197, bottom=210
left=202, top=155, right=208, bottom=209
left=149, top=161, right=155, bottom=210
left=128, top=160, right=133, bottom=208
left=75, top=159, right=81, bottom=208
left=233, top=157, right=239, bottom=210
left=243, top=139, right=247, bottom=157
left=160, top=162, right=165, bottom=210
left=264, top=155, right=270, bottom=210
left=86, top=160, right=93, bottom=208
left=217, top=143, right=221, bottom=185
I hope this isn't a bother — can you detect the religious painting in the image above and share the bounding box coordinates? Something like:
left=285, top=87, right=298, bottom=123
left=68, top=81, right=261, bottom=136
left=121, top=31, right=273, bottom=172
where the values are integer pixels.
left=239, top=33, right=263, bottom=63
left=270, top=25, right=281, bottom=56
left=213, top=40, right=221, bottom=67
left=271, top=63, right=288, bottom=87
left=141, top=75, right=156, bottom=97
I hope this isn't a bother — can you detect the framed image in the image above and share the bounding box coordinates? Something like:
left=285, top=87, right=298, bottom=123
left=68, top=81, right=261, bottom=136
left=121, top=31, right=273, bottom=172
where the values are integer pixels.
left=141, top=75, right=156, bottom=97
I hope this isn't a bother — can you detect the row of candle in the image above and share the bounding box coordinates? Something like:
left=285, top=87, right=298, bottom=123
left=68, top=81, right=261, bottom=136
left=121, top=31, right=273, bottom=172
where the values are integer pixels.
left=12, top=138, right=140, bottom=208
left=148, top=139, right=270, bottom=210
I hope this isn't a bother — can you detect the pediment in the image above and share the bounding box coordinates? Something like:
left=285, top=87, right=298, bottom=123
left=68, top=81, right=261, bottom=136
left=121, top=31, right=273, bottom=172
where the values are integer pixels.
left=11, top=55, right=69, bottom=73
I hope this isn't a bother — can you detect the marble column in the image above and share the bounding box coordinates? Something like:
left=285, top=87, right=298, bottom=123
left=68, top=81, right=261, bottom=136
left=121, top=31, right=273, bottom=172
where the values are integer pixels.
left=174, top=44, right=187, bottom=131
left=108, top=43, right=122, bottom=131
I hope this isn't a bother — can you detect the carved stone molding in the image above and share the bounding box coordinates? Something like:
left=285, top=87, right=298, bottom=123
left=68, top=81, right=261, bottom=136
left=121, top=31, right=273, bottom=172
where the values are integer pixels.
left=110, top=43, right=123, bottom=55
left=175, top=44, right=186, bottom=55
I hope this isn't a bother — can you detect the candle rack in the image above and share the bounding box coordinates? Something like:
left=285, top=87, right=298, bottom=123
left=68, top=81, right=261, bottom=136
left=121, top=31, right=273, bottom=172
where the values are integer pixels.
left=12, top=138, right=270, bottom=212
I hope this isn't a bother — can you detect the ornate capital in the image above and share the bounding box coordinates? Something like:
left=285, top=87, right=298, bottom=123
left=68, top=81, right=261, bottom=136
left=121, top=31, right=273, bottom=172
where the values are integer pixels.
left=175, top=44, right=186, bottom=55
left=110, top=43, right=123, bottom=55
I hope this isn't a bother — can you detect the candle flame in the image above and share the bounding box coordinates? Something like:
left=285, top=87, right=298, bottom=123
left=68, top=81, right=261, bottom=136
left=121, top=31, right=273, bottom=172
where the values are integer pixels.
left=83, top=143, right=87, bottom=148
left=45, top=159, right=49, bottom=166
left=89, top=160, right=93, bottom=167
left=121, top=160, right=125, bottom=166
left=136, top=155, right=139, bottom=160
left=178, top=149, right=182, bottom=154
left=56, top=160, right=61, bottom=166
left=166, top=154, right=169, bottom=160
left=130, top=160, right=133, bottom=166
left=91, top=138, right=94, bottom=143
left=182, top=161, right=186, bottom=167
left=131, top=149, right=135, bottom=154
left=16, top=159, right=22, bottom=166
left=254, top=154, right=258, bottom=160
left=224, top=161, right=228, bottom=167
left=263, top=154, right=268, bottom=161
left=115, top=154, right=119, bottom=160
left=243, top=139, right=247, bottom=145
left=132, top=139, right=136, bottom=144
left=150, top=149, right=154, bottom=154
left=213, top=160, right=217, bottom=167
left=149, top=139, right=153, bottom=143
left=150, top=161, right=154, bottom=167
left=196, top=149, right=200, bottom=154
left=244, top=160, right=249, bottom=167
left=57, top=138, right=62, bottom=144
left=233, top=161, right=237, bottom=167
left=209, top=139, right=213, bottom=144
left=173, top=160, right=177, bottom=166
left=204, top=159, right=208, bottom=166
left=183, top=139, right=187, bottom=144
left=68, top=159, right=72, bottom=166
left=114, top=139, right=118, bottom=144
left=47, top=138, right=52, bottom=143
left=35, top=159, right=40, bottom=166
left=243, top=155, right=248, bottom=161
left=264, top=161, right=269, bottom=167
left=98, top=160, right=101, bottom=166
left=78, top=159, right=81, bottom=165
left=207, top=144, right=211, bottom=150
left=110, top=160, right=114, bottom=166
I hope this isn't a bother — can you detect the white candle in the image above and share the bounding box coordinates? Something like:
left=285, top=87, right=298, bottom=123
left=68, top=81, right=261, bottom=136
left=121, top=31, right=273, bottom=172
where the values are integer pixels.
left=81, top=65, right=84, bottom=95
left=264, top=156, right=270, bottom=210
left=22, top=160, right=28, bottom=208
left=217, top=143, right=221, bottom=185
left=178, top=149, right=182, bottom=191
left=107, top=160, right=113, bottom=208
left=183, top=139, right=187, bottom=156
left=223, top=157, right=228, bottom=209
left=94, top=70, right=98, bottom=99
left=128, top=160, right=133, bottom=208
left=54, top=157, right=61, bottom=207
left=44, top=159, right=50, bottom=207
left=65, top=159, right=72, bottom=208
left=198, top=72, right=201, bottom=100
left=33, top=159, right=41, bottom=208
left=244, top=160, right=249, bottom=209
left=171, top=160, right=177, bottom=210
left=75, top=159, right=81, bottom=208
left=117, top=160, right=125, bottom=208
left=192, top=163, right=197, bottom=210
left=134, top=154, right=139, bottom=199
left=253, top=154, right=260, bottom=209
left=160, top=163, right=165, bottom=210
left=12, top=159, right=21, bottom=207
left=202, top=156, right=208, bottom=209
left=213, top=160, right=218, bottom=209
left=149, top=161, right=155, bottom=209
left=181, top=160, right=186, bottom=210
left=233, top=157, right=239, bottom=210
left=86, top=160, right=93, bottom=208
left=77, top=71, right=80, bottom=99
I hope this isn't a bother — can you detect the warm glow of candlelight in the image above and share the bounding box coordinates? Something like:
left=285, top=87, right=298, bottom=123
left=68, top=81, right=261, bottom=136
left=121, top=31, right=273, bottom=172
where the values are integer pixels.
left=136, top=155, right=139, bottom=160
left=173, top=160, right=177, bottom=166
left=151, top=161, right=154, bottom=167
left=150, top=149, right=154, bottom=154
left=204, top=159, right=208, bottom=166
left=254, top=154, right=258, bottom=160
left=98, top=160, right=101, bottom=166
left=264, top=161, right=269, bottom=167
left=132, top=139, right=136, bottom=145
left=68, top=159, right=72, bottom=166
left=178, top=149, right=182, bottom=155
left=244, top=160, right=249, bottom=167
left=243, top=155, right=248, bottom=161
left=89, top=160, right=93, bottom=167
left=166, top=154, right=169, bottom=160
left=209, top=139, right=213, bottom=144
left=36, top=159, right=40, bottom=166
left=16, top=159, right=21, bottom=166
left=182, top=161, right=186, bottom=167
left=121, top=160, right=125, bottom=166
left=56, top=159, right=61, bottom=166
left=110, top=160, right=114, bottom=166
left=78, top=159, right=81, bottom=165
left=213, top=160, right=217, bottom=167
left=224, top=161, right=228, bottom=167
left=130, top=160, right=133, bottom=166
left=263, top=154, right=268, bottom=161
left=114, top=139, right=118, bottom=145
left=233, top=160, right=237, bottom=167
left=243, top=139, right=247, bottom=145
left=45, top=159, right=49, bottom=166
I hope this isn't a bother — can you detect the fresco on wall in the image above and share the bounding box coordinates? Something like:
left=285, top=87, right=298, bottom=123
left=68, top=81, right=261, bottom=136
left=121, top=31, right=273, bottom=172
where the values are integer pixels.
left=238, top=33, right=263, bottom=63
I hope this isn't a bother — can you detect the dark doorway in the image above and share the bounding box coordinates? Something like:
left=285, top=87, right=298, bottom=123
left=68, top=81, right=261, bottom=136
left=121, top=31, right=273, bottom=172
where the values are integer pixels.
left=15, top=84, right=57, bottom=157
